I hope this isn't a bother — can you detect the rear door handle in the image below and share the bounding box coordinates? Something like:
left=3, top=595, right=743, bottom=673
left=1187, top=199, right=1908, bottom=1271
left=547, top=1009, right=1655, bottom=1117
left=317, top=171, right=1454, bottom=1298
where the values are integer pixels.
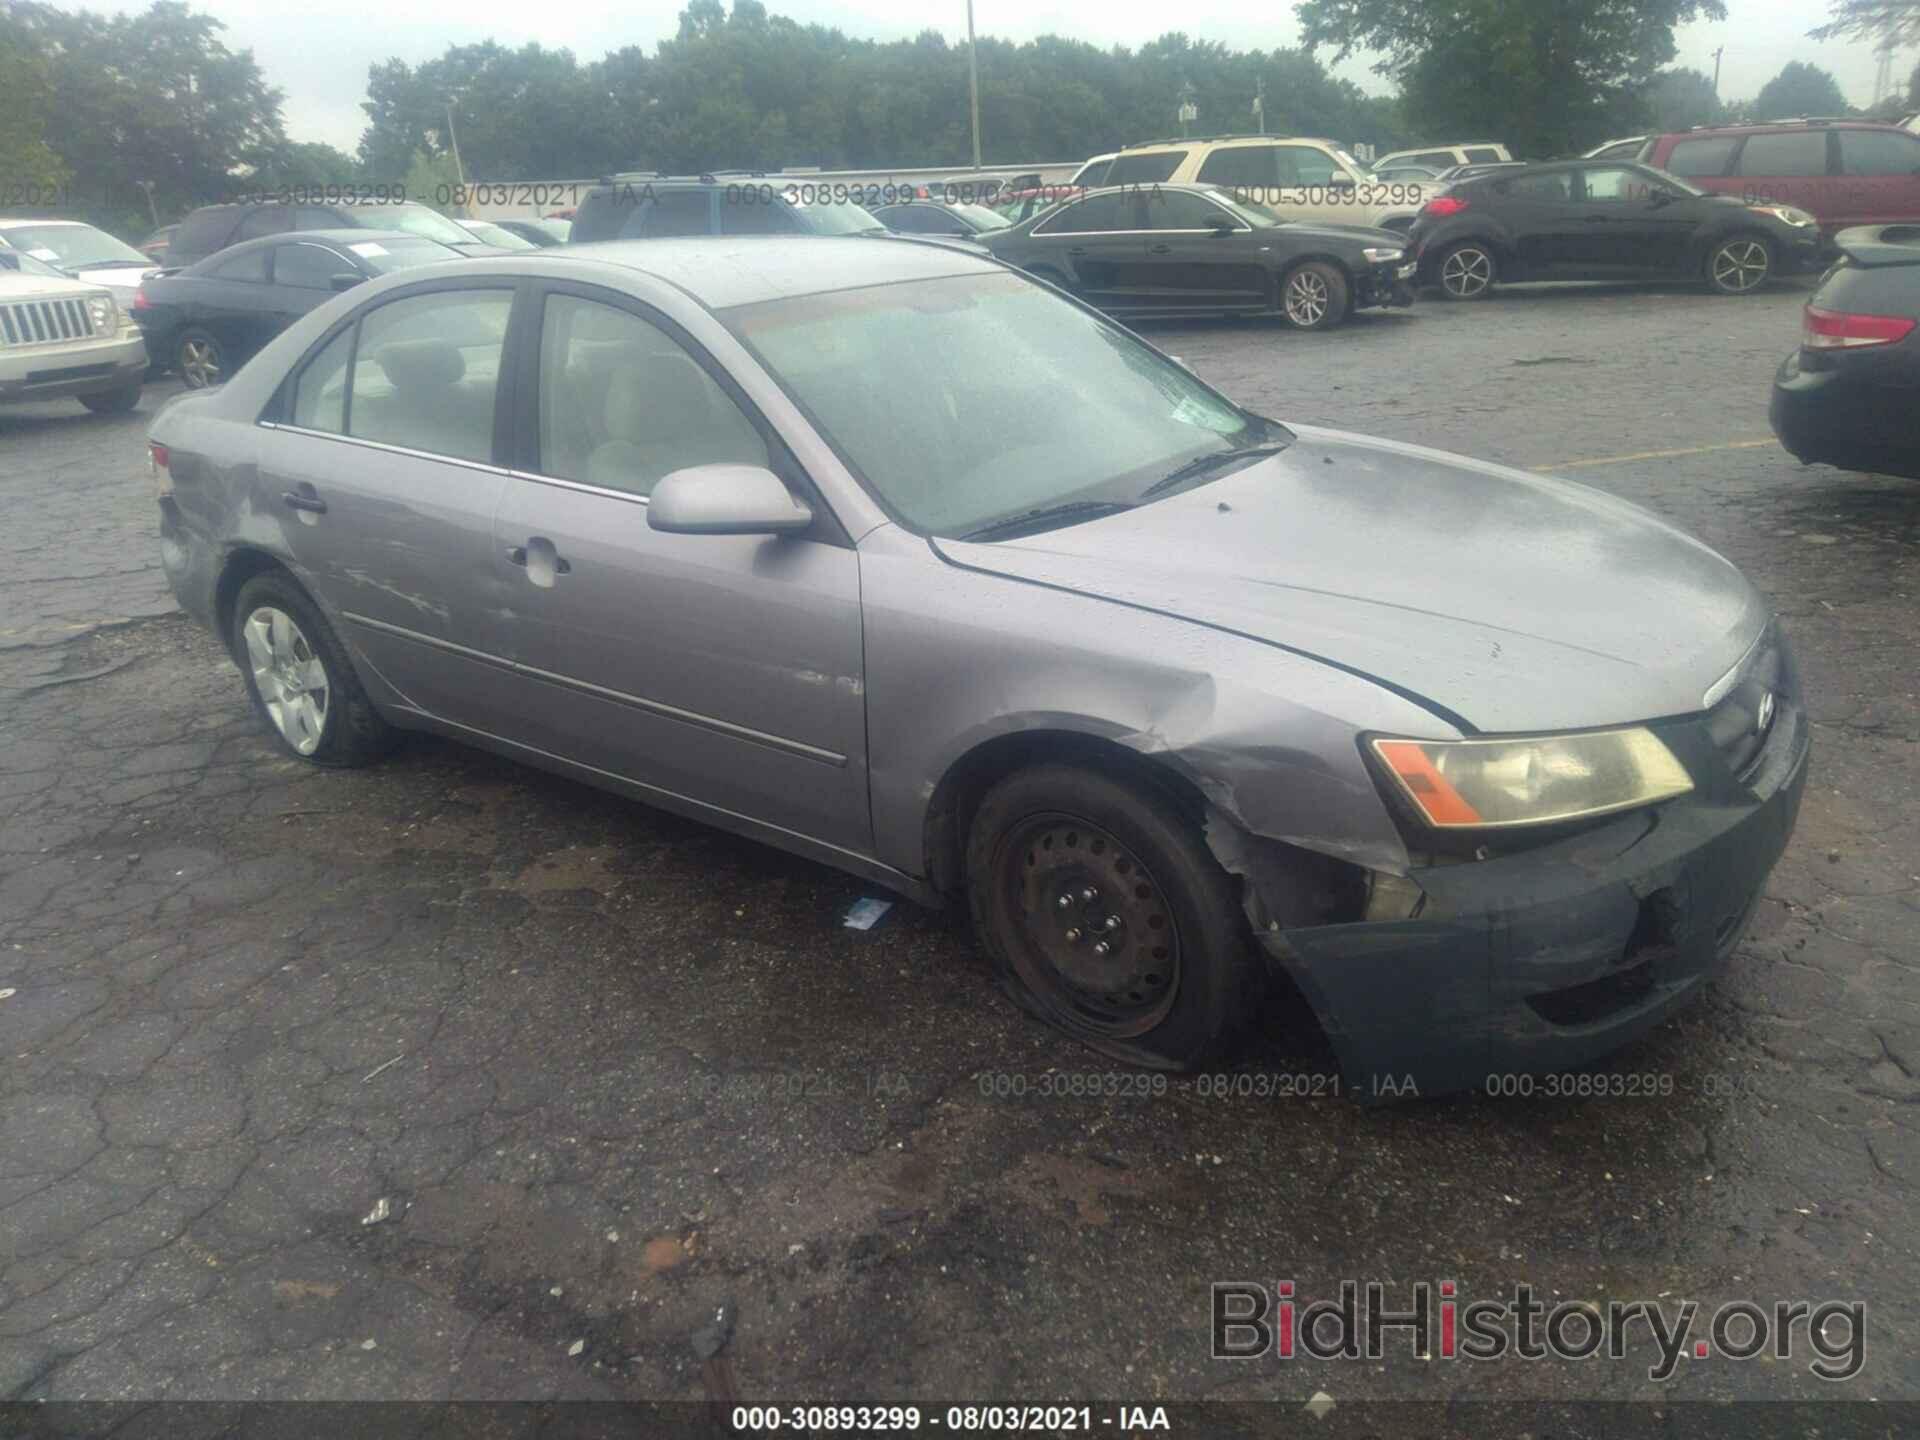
left=1149, top=243, right=1172, bottom=254
left=281, top=491, right=327, bottom=514
left=1067, top=246, right=1088, bottom=256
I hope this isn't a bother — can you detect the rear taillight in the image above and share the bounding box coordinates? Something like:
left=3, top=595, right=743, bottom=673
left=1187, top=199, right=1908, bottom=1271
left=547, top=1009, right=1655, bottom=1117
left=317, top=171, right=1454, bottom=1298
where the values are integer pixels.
left=131, top=288, right=150, bottom=311
left=1421, top=196, right=1469, bottom=218
left=148, top=441, right=172, bottom=498
left=1803, top=304, right=1916, bottom=349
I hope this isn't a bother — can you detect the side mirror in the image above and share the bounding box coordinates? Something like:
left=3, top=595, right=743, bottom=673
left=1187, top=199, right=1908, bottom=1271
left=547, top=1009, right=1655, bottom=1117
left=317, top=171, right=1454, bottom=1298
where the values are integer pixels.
left=1648, top=188, right=1676, bottom=208
left=329, top=272, right=363, bottom=292
left=648, top=464, right=813, bottom=536
left=1208, top=216, right=1236, bottom=236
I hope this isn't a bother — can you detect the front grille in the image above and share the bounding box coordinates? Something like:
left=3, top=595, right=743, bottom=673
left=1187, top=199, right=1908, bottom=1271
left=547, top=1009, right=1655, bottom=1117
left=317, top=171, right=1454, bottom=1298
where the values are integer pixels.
left=1703, top=625, right=1786, bottom=780
left=0, top=297, right=98, bottom=348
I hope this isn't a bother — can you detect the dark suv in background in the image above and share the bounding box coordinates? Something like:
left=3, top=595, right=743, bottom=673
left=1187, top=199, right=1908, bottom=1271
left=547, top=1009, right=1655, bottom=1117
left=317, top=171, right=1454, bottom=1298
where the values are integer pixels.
left=1642, top=120, right=1920, bottom=236
left=569, top=175, right=894, bottom=243
left=165, top=199, right=500, bottom=268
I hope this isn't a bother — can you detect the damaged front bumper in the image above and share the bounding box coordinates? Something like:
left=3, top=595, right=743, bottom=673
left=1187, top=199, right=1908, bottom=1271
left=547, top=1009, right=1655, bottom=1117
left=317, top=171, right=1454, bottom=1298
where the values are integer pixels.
left=1354, top=261, right=1418, bottom=310
left=1250, top=691, right=1810, bottom=1099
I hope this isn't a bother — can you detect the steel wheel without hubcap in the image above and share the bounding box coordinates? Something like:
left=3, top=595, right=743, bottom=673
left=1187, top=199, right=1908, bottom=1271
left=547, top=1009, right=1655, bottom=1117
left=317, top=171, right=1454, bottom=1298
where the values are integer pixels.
left=995, top=812, right=1182, bottom=1039
left=243, top=606, right=329, bottom=755
left=1283, top=269, right=1331, bottom=328
left=1710, top=238, right=1769, bottom=293
left=1440, top=245, right=1493, bottom=299
left=177, top=334, right=221, bottom=388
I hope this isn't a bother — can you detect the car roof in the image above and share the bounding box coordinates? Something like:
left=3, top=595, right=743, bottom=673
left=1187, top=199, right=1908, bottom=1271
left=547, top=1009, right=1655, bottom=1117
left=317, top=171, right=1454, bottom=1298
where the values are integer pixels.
left=1117, top=135, right=1337, bottom=154
left=1656, top=119, right=1905, bottom=139
left=0, top=217, right=94, bottom=228
left=521, top=236, right=994, bottom=309
left=181, top=229, right=429, bottom=270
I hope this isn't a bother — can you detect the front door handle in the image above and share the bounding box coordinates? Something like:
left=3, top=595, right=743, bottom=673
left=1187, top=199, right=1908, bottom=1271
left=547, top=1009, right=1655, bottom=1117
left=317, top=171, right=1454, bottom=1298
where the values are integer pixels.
left=508, top=536, right=571, bottom=587
left=1149, top=243, right=1172, bottom=254
left=281, top=490, right=326, bottom=515
left=1067, top=246, right=1089, bottom=256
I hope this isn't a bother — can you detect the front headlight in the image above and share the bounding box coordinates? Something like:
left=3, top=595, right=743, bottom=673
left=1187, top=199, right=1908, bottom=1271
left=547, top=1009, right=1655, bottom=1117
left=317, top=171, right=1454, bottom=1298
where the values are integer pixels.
left=1369, top=728, right=1692, bottom=830
left=1748, top=204, right=1815, bottom=228
left=88, top=295, right=114, bottom=332
left=1362, top=246, right=1406, bottom=264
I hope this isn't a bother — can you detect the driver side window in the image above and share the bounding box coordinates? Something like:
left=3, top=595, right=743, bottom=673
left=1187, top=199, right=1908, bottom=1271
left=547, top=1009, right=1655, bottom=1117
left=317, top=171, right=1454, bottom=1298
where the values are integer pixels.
left=537, top=294, right=768, bottom=497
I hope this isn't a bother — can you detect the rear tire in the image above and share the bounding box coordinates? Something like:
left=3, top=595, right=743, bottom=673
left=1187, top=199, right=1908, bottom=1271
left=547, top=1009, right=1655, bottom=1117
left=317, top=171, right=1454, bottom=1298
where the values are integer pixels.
left=1435, top=240, right=1497, bottom=300
left=79, top=383, right=140, bottom=414
left=965, top=762, right=1261, bottom=1070
left=1280, top=261, right=1349, bottom=331
left=175, top=327, right=227, bottom=389
left=231, top=571, right=395, bottom=767
left=1705, top=233, right=1772, bottom=295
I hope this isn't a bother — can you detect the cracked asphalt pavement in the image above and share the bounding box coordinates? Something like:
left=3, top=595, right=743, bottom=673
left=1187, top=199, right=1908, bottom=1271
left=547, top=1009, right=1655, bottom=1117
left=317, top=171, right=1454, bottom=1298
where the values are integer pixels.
left=1, top=276, right=1917, bottom=1416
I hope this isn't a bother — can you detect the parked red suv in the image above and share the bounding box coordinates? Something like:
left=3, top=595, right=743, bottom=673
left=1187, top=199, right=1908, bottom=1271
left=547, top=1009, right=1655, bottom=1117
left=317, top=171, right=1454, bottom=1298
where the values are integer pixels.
left=1641, top=121, right=1920, bottom=236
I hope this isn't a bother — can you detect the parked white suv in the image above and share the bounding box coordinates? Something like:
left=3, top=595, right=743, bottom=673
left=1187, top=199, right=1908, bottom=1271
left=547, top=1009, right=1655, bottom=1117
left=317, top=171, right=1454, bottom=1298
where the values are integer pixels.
left=1102, top=136, right=1431, bottom=231
left=1374, top=142, right=1514, bottom=170
left=0, top=251, right=148, bottom=413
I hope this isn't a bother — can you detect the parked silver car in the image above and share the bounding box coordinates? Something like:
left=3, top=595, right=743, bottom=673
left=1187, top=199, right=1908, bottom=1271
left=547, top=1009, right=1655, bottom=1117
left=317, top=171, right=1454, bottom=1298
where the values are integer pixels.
left=150, top=238, right=1808, bottom=1094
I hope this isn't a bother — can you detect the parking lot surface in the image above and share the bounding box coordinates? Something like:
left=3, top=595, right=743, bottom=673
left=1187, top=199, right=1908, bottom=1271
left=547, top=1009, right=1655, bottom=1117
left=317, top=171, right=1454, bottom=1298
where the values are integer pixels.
left=2, top=277, right=1917, bottom=1412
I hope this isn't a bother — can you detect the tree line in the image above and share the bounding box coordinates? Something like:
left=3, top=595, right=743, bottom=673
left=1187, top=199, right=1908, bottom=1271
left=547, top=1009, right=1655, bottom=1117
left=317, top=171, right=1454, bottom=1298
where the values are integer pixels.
left=1, top=0, right=1916, bottom=242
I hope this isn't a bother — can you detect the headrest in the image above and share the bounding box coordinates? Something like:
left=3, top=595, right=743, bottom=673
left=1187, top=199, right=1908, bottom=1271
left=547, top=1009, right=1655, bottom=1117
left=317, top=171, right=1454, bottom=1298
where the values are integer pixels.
left=376, top=339, right=464, bottom=392
left=602, top=356, right=714, bottom=446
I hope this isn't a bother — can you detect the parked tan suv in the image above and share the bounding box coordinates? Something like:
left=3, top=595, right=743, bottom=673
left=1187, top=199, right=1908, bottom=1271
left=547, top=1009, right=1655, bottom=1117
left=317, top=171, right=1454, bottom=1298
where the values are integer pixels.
left=0, top=251, right=147, bottom=413
left=1103, top=136, right=1430, bottom=231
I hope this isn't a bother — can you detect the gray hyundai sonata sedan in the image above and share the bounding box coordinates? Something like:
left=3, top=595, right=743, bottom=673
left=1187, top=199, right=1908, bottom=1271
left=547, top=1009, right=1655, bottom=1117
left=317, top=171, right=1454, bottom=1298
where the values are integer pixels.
left=151, top=237, right=1807, bottom=1096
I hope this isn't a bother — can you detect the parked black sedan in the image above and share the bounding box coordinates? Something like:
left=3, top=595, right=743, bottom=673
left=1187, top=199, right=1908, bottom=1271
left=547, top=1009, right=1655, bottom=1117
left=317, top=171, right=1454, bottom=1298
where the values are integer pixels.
left=1406, top=160, right=1824, bottom=300
left=1771, top=224, right=1920, bottom=481
left=133, top=230, right=466, bottom=388
left=870, top=199, right=1012, bottom=239
left=982, top=183, right=1415, bottom=329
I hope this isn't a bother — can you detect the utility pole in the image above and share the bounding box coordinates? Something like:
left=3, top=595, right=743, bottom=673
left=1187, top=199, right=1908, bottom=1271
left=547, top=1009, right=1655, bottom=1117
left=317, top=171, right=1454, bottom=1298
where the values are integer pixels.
left=1710, top=46, right=1724, bottom=103
left=1253, top=75, right=1266, bottom=136
left=966, top=0, right=982, bottom=170
left=445, top=101, right=467, bottom=212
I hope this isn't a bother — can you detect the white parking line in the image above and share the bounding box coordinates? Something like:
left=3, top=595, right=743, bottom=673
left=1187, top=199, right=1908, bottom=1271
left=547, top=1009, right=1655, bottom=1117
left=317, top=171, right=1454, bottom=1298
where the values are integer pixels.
left=1531, top=438, right=1777, bottom=472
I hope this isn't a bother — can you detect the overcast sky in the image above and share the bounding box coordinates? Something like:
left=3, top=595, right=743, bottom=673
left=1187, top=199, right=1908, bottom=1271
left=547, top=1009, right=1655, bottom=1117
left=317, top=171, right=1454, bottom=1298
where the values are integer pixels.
left=99, top=0, right=1911, bottom=155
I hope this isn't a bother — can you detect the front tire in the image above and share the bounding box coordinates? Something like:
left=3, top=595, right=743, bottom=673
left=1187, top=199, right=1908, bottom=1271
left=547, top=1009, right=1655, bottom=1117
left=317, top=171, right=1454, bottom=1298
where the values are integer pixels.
left=175, top=327, right=227, bottom=389
left=1280, top=261, right=1349, bottom=331
left=965, top=762, right=1261, bottom=1070
left=1435, top=240, right=1497, bottom=300
left=79, top=383, right=140, bottom=414
left=1706, top=234, right=1772, bottom=295
left=231, top=572, right=394, bottom=766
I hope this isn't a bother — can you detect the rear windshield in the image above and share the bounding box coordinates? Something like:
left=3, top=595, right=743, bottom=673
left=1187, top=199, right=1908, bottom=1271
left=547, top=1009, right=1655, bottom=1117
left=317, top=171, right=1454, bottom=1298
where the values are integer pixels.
left=348, top=203, right=473, bottom=246
left=354, top=237, right=460, bottom=273
left=1105, top=151, right=1188, bottom=185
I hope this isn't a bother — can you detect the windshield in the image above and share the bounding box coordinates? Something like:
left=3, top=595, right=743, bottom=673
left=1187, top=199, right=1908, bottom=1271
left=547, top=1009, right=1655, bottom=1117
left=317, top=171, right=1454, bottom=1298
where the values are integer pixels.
left=354, top=237, right=460, bottom=273
left=462, top=220, right=537, bottom=250
left=950, top=202, right=1010, bottom=232
left=0, top=250, right=70, bottom=279
left=723, top=270, right=1279, bottom=538
left=792, top=198, right=886, bottom=235
left=350, top=203, right=473, bottom=245
left=0, top=223, right=149, bottom=268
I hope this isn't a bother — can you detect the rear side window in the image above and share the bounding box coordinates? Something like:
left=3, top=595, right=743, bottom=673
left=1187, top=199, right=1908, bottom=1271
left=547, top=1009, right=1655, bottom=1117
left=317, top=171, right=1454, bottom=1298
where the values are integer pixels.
left=1037, top=193, right=1132, bottom=234
left=1501, top=171, right=1572, bottom=202
left=1665, top=136, right=1739, bottom=176
left=1408, top=151, right=1456, bottom=168
left=1463, top=147, right=1503, bottom=163
left=1105, top=151, right=1186, bottom=185
left=347, top=290, right=512, bottom=463
left=1073, top=158, right=1113, bottom=187
left=208, top=248, right=269, bottom=281
left=235, top=207, right=293, bottom=242
left=1838, top=129, right=1920, bottom=176
left=172, top=209, right=237, bottom=259
left=1196, top=147, right=1275, bottom=189
left=642, top=191, right=713, bottom=237
left=1145, top=191, right=1233, bottom=229
left=1737, top=132, right=1831, bottom=178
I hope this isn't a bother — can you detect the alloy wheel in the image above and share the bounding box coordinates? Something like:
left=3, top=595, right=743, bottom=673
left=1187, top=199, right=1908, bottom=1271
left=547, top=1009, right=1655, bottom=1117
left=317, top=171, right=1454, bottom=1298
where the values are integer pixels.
left=243, top=606, right=329, bottom=755
left=1711, top=240, right=1768, bottom=293
left=178, top=336, right=221, bottom=388
left=996, top=812, right=1182, bottom=1039
left=1284, top=269, right=1331, bottom=327
left=1441, top=246, right=1493, bottom=298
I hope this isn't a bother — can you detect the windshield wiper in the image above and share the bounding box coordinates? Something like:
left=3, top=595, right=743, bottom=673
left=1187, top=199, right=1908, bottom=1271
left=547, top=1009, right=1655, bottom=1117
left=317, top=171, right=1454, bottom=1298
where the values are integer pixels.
left=955, top=498, right=1135, bottom=542
left=82, top=259, right=151, bottom=268
left=1138, top=442, right=1288, bottom=500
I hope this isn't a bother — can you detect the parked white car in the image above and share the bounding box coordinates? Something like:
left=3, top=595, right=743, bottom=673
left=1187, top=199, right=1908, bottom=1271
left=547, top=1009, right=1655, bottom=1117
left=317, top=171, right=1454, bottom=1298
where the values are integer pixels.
left=1103, top=136, right=1431, bottom=231
left=1375, top=142, right=1514, bottom=169
left=0, top=218, right=160, bottom=310
left=0, top=251, right=148, bottom=413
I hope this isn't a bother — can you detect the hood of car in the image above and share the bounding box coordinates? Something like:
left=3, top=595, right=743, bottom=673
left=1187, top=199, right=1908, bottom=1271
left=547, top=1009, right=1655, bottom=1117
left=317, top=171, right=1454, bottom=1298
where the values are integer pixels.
left=1270, top=221, right=1411, bottom=249
left=0, top=271, right=107, bottom=301
left=931, top=424, right=1766, bottom=734
left=68, top=263, right=156, bottom=296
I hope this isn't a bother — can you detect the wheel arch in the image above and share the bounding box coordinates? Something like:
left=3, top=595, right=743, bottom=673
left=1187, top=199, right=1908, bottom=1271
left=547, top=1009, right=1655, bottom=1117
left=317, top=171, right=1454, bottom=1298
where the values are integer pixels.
left=213, top=546, right=299, bottom=660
